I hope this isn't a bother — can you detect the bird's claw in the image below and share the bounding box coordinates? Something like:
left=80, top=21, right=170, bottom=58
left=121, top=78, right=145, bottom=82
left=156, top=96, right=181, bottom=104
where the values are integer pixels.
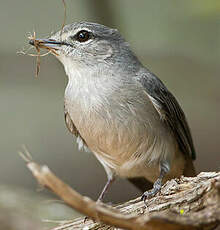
left=141, top=180, right=162, bottom=204
left=141, top=190, right=155, bottom=204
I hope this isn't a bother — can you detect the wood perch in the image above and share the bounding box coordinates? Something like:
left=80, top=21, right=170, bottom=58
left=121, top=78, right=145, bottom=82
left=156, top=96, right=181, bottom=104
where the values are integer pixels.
left=25, top=158, right=220, bottom=230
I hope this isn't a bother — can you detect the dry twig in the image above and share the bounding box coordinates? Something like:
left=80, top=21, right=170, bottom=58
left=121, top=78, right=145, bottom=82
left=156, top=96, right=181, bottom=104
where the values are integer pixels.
left=27, top=32, right=59, bottom=77
left=19, top=0, right=66, bottom=77
left=23, top=156, right=220, bottom=230
left=60, top=0, right=67, bottom=37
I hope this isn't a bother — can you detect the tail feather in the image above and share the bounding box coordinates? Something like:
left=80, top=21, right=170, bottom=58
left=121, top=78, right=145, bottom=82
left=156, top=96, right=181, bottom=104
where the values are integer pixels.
left=183, top=157, right=197, bottom=177
left=128, top=177, right=152, bottom=193
left=128, top=157, right=196, bottom=193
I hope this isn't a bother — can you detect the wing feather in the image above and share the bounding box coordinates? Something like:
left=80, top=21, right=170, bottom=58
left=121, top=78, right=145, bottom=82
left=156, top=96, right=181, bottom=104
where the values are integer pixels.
left=64, top=108, right=88, bottom=150
left=139, top=71, right=196, bottom=160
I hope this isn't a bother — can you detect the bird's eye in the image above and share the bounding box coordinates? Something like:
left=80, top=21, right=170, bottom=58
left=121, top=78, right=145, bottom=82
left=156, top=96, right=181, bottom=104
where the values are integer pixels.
left=74, top=30, right=91, bottom=42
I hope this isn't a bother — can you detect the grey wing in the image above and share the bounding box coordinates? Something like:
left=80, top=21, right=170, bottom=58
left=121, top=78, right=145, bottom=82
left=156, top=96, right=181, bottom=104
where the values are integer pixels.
left=64, top=109, right=88, bottom=149
left=139, top=71, right=196, bottom=160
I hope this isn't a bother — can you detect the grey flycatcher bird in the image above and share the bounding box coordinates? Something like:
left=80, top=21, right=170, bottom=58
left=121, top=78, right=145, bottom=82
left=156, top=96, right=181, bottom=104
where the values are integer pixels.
left=29, top=21, right=196, bottom=202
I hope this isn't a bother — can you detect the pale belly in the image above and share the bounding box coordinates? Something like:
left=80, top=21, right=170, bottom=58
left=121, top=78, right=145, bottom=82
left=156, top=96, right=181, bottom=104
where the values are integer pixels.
left=65, top=98, right=185, bottom=182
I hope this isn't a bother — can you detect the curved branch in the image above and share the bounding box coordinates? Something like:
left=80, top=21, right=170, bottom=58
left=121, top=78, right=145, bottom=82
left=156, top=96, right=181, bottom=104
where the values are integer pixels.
left=25, top=159, right=220, bottom=230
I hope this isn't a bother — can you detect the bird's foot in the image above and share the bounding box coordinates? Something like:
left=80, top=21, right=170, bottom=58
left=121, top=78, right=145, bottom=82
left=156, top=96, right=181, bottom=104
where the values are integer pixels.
left=141, top=178, right=162, bottom=204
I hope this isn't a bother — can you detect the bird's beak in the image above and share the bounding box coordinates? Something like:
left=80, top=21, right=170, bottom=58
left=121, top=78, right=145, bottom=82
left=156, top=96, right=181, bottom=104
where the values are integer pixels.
left=29, top=38, right=71, bottom=50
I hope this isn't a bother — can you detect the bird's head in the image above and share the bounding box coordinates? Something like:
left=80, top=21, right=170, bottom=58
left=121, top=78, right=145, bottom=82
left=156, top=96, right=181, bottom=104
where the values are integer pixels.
left=29, top=21, right=140, bottom=71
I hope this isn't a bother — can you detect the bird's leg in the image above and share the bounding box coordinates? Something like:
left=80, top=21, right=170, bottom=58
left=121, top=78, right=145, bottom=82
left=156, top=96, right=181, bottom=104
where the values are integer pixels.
left=84, top=177, right=115, bottom=223
left=141, top=161, right=170, bottom=203
left=97, top=177, right=115, bottom=202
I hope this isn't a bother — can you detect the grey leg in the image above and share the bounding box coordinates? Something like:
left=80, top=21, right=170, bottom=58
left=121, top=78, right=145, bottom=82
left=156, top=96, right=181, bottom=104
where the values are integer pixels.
left=97, top=177, right=115, bottom=202
left=84, top=177, right=114, bottom=223
left=141, top=161, right=170, bottom=203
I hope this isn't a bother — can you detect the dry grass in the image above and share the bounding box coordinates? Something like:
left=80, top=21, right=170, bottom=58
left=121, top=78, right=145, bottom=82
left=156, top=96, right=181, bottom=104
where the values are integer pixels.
left=18, top=0, right=66, bottom=77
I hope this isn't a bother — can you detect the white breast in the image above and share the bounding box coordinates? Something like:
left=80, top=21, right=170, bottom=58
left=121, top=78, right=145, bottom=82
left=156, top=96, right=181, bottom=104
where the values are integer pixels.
left=60, top=55, right=179, bottom=180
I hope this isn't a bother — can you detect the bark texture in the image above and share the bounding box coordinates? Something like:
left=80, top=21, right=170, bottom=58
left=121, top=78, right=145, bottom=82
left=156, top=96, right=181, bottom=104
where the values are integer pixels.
left=25, top=157, right=220, bottom=230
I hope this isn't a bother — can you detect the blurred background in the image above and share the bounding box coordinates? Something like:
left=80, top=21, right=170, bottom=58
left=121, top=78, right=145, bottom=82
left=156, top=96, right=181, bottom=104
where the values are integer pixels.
left=0, top=0, right=219, bottom=229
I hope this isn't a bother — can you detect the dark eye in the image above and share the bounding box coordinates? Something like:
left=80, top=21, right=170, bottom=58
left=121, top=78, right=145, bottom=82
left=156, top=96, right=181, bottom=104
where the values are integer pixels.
left=75, top=30, right=91, bottom=42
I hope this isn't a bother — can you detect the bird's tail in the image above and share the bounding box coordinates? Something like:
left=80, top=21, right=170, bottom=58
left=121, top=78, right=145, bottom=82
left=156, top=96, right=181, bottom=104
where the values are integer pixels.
left=128, top=177, right=153, bottom=193
left=128, top=157, right=196, bottom=193
left=183, top=156, right=197, bottom=177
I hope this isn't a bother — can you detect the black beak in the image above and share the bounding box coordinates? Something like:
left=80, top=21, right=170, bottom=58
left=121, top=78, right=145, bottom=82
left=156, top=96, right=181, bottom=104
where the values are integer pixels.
left=29, top=38, right=71, bottom=48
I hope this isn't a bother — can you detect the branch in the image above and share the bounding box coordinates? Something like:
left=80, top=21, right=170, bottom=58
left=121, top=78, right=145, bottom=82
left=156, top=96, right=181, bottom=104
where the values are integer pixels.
left=25, top=158, right=220, bottom=230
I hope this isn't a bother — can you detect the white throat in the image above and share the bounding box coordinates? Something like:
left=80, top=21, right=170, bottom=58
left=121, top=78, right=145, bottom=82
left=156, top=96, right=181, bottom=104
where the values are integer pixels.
left=60, top=56, right=110, bottom=111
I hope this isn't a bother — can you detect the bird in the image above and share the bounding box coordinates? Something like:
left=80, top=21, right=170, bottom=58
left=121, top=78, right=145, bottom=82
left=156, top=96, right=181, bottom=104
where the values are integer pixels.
left=29, top=21, right=196, bottom=203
